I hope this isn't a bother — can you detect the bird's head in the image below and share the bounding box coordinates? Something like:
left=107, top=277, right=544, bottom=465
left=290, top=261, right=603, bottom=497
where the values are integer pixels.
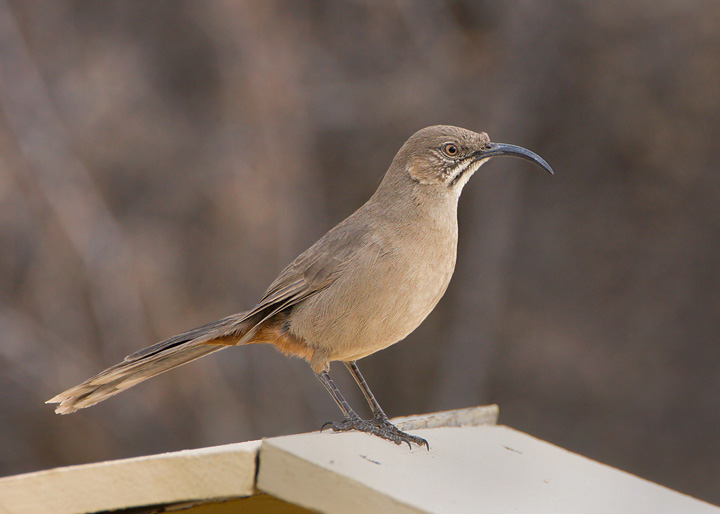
left=391, top=125, right=553, bottom=193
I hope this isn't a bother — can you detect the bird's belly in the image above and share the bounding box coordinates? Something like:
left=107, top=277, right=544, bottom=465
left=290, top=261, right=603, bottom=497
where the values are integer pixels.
left=288, top=242, right=456, bottom=362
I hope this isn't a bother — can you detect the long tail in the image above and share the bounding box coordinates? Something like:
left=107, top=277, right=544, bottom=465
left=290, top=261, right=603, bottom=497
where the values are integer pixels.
left=47, top=314, right=252, bottom=414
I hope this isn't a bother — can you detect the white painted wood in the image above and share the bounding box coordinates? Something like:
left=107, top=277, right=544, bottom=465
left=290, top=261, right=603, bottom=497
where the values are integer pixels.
left=257, top=425, right=719, bottom=514
left=1, top=407, right=716, bottom=514
left=0, top=440, right=261, bottom=514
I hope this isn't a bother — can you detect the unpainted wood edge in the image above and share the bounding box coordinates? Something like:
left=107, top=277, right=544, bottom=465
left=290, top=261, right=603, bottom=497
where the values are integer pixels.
left=391, top=404, right=499, bottom=430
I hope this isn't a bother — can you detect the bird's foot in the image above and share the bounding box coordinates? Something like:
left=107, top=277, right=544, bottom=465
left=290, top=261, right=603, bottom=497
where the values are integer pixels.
left=321, top=413, right=428, bottom=449
left=370, top=413, right=429, bottom=449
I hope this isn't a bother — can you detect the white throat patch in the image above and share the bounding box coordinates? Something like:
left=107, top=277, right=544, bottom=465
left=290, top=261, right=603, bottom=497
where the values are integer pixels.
left=449, top=157, right=489, bottom=191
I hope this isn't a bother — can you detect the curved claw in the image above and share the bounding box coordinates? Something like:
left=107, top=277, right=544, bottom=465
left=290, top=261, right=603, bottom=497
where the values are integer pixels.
left=320, top=415, right=428, bottom=449
left=369, top=414, right=430, bottom=450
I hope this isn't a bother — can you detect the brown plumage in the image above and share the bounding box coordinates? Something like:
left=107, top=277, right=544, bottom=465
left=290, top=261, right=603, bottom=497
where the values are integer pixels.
left=48, top=125, right=552, bottom=446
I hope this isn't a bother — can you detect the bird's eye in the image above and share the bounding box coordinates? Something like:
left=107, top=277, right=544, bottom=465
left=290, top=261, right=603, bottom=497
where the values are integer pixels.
left=442, top=143, right=459, bottom=156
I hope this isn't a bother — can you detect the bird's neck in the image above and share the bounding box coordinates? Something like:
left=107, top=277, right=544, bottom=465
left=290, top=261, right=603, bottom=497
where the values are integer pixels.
left=368, top=169, right=460, bottom=243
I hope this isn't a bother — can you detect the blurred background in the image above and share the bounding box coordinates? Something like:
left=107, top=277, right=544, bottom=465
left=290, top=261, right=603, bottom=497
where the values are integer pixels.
left=0, top=0, right=718, bottom=505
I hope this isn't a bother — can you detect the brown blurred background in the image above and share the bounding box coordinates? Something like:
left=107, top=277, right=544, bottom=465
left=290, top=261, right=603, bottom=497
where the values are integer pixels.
left=0, top=0, right=718, bottom=505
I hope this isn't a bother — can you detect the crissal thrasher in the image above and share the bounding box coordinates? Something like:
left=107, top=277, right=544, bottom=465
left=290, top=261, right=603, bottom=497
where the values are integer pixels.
left=48, top=125, right=553, bottom=448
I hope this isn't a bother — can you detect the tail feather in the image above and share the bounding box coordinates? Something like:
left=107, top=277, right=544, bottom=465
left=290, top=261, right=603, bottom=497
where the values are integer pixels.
left=47, top=313, right=254, bottom=414
left=124, top=314, right=243, bottom=362
left=48, top=344, right=226, bottom=414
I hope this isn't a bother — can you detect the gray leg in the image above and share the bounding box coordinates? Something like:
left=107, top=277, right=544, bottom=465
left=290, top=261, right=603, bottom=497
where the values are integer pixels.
left=343, top=361, right=429, bottom=449
left=315, top=367, right=426, bottom=448
left=315, top=369, right=354, bottom=417
left=343, top=361, right=387, bottom=420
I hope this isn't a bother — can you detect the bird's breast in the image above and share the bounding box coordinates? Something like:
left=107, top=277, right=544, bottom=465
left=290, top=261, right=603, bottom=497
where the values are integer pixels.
left=288, top=213, right=458, bottom=362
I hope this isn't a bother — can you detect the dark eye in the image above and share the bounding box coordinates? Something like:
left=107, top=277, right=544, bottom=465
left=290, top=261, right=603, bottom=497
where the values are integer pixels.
left=442, top=143, right=459, bottom=156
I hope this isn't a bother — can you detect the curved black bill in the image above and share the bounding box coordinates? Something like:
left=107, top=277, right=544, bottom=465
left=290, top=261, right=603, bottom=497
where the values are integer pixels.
left=475, top=142, right=554, bottom=175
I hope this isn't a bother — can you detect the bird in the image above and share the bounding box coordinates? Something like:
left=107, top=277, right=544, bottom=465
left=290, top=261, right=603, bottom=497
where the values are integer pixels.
left=48, top=125, right=553, bottom=448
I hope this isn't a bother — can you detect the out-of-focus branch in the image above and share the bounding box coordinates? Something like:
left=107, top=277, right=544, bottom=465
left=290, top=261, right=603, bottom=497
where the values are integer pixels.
left=0, top=1, right=150, bottom=358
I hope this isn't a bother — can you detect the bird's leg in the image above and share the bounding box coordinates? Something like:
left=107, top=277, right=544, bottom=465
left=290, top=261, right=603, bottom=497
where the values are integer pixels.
left=315, top=369, right=423, bottom=448
left=343, top=361, right=388, bottom=422
left=315, top=369, right=376, bottom=437
left=343, top=361, right=429, bottom=449
left=315, top=369, right=355, bottom=420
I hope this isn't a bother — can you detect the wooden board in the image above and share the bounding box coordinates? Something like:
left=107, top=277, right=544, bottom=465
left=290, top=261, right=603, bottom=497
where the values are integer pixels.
left=257, top=425, right=719, bottom=514
left=0, top=440, right=261, bottom=514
